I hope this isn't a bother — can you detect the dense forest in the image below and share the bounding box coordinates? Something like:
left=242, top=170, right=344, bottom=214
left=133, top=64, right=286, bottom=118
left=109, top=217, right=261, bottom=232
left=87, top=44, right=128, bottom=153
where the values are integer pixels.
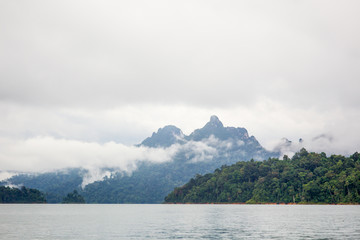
left=0, top=186, right=46, bottom=203
left=1, top=169, right=85, bottom=203
left=165, top=149, right=360, bottom=204
left=62, top=190, right=85, bottom=203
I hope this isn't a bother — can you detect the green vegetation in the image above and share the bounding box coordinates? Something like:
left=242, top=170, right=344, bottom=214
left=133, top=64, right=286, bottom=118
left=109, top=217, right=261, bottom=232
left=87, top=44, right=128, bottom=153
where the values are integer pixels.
left=81, top=161, right=208, bottom=203
left=164, top=149, right=360, bottom=204
left=2, top=117, right=278, bottom=203
left=2, top=169, right=85, bottom=203
left=62, top=190, right=85, bottom=203
left=0, top=186, right=46, bottom=203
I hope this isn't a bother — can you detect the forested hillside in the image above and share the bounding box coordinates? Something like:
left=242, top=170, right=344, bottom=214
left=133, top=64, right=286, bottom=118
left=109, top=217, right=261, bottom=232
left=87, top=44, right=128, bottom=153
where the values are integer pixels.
left=0, top=186, right=46, bottom=203
left=165, top=149, right=360, bottom=204
left=2, top=116, right=278, bottom=203
left=3, top=169, right=84, bottom=203
left=62, top=190, right=85, bottom=203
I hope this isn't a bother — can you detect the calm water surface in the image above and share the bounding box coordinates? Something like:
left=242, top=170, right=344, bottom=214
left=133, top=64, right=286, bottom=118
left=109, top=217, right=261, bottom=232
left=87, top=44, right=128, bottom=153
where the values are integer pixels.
left=0, top=204, right=359, bottom=239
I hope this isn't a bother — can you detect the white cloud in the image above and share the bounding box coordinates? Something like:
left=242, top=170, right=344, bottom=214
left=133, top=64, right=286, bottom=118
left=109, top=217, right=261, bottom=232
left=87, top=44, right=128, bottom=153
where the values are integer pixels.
left=0, top=1, right=359, bottom=109
left=182, top=140, right=218, bottom=163
left=0, top=135, right=223, bottom=185
left=0, top=0, right=359, bottom=176
left=1, top=101, right=359, bottom=162
left=237, top=140, right=245, bottom=147
left=81, top=168, right=116, bottom=188
left=0, top=171, right=18, bottom=182
left=0, top=136, right=177, bottom=173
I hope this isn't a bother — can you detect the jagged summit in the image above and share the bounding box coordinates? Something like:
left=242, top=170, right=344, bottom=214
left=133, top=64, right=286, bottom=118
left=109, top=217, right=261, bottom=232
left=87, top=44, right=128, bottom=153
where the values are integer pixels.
left=207, top=115, right=224, bottom=128
left=141, top=125, right=183, bottom=148
left=141, top=116, right=257, bottom=145
left=139, top=116, right=276, bottom=164
left=158, top=125, right=182, bottom=135
left=188, top=116, right=250, bottom=142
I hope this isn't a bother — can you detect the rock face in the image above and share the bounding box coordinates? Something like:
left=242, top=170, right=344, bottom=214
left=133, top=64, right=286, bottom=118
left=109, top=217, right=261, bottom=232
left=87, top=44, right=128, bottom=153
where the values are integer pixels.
left=141, top=125, right=184, bottom=147
left=3, top=116, right=280, bottom=203
left=143, top=116, right=262, bottom=147
left=141, top=116, right=272, bottom=162
left=188, top=115, right=241, bottom=141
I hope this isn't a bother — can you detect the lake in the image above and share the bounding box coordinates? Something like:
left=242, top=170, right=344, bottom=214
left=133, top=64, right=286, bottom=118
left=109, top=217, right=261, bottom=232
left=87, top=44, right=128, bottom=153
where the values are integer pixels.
left=0, top=204, right=359, bottom=239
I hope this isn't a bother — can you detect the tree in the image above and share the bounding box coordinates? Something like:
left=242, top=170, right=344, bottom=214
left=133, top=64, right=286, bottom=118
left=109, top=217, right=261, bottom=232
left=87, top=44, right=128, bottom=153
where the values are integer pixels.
left=62, top=190, right=85, bottom=203
left=164, top=149, right=360, bottom=204
left=0, top=186, right=46, bottom=203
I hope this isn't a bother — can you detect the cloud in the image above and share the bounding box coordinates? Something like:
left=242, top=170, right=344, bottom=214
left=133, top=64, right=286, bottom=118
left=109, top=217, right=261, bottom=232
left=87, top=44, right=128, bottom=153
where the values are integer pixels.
left=0, top=1, right=359, bottom=110
left=0, top=171, right=18, bottom=182
left=274, top=132, right=359, bottom=159
left=0, top=135, right=225, bottom=185
left=81, top=168, right=116, bottom=188
left=181, top=140, right=218, bottom=163
left=273, top=138, right=304, bottom=159
left=0, top=136, right=177, bottom=173
left=312, top=134, right=333, bottom=143
left=0, top=0, right=359, bottom=180
left=1, top=101, right=359, bottom=161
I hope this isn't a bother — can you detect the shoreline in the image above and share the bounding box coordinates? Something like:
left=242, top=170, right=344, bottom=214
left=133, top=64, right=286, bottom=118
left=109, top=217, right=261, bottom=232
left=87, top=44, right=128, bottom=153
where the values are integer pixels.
left=164, top=202, right=360, bottom=205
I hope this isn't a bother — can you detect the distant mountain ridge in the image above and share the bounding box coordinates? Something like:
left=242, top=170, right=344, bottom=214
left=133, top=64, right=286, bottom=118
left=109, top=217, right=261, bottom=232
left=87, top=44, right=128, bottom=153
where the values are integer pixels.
left=1, top=116, right=280, bottom=203
left=141, top=115, right=270, bottom=161
left=142, top=116, right=251, bottom=146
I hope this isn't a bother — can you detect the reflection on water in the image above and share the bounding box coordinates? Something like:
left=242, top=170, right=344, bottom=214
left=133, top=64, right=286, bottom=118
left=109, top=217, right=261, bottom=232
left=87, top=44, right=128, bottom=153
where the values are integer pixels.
left=0, top=204, right=359, bottom=239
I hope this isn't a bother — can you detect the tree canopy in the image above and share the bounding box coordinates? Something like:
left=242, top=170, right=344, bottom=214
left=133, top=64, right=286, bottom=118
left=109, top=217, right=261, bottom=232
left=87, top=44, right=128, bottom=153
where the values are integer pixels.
left=62, top=190, right=85, bottom=203
left=0, top=186, right=46, bottom=203
left=164, top=149, right=360, bottom=204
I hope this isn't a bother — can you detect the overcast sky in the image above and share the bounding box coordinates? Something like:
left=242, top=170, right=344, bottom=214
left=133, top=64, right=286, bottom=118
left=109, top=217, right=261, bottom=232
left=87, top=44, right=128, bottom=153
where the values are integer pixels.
left=0, top=0, right=359, bottom=174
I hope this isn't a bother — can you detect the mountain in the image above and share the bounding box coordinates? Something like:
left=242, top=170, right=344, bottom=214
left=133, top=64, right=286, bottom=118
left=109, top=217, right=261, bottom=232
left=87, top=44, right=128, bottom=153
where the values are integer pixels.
left=142, top=115, right=273, bottom=163
left=141, top=125, right=184, bottom=147
left=164, top=150, right=360, bottom=204
left=1, top=116, right=279, bottom=203
left=187, top=115, right=247, bottom=141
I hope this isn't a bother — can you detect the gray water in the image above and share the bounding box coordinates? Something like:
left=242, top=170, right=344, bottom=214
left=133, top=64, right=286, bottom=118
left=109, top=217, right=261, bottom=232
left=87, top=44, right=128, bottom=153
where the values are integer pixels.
left=0, top=204, right=359, bottom=239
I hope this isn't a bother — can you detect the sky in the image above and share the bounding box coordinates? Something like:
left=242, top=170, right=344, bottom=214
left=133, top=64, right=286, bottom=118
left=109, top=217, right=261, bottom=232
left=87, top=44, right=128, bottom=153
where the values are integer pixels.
left=0, top=0, right=359, bottom=175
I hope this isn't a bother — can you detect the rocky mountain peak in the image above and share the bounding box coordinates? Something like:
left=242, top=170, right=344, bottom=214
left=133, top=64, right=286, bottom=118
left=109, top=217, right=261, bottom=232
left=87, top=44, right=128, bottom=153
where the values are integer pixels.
left=140, top=125, right=183, bottom=148
left=207, top=115, right=224, bottom=128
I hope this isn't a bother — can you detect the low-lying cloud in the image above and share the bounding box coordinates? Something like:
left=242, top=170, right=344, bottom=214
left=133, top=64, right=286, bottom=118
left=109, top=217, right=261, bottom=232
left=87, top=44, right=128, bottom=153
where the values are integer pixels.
left=0, top=129, right=358, bottom=187
left=273, top=133, right=358, bottom=159
left=0, top=135, right=225, bottom=186
left=0, top=136, right=176, bottom=180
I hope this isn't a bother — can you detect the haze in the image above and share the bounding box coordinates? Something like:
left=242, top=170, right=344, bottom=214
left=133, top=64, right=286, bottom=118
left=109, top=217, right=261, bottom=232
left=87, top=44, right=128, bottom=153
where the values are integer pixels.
left=1, top=0, right=359, bottom=174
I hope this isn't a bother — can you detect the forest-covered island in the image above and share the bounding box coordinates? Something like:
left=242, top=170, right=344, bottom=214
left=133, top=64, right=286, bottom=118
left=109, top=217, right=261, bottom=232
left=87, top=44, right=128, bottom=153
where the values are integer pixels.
left=164, top=149, right=360, bottom=204
left=0, top=186, right=46, bottom=203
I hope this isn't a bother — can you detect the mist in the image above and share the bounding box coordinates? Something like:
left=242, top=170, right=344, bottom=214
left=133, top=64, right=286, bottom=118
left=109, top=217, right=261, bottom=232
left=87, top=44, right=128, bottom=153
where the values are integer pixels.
left=0, top=135, right=226, bottom=185
left=0, top=1, right=359, bottom=182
